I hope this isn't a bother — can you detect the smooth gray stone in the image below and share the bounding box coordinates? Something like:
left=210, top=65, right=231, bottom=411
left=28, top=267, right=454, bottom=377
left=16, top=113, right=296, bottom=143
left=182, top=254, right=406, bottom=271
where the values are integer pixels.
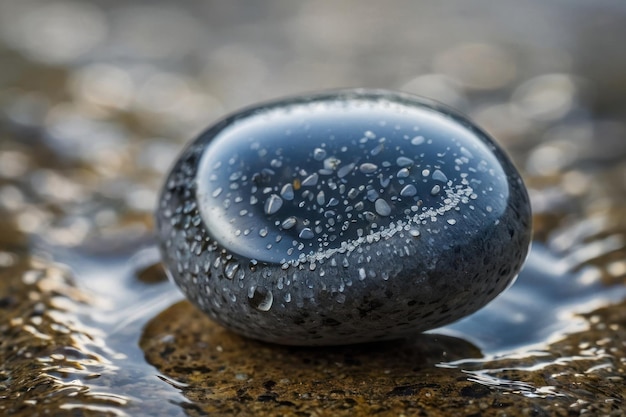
left=156, top=89, right=532, bottom=345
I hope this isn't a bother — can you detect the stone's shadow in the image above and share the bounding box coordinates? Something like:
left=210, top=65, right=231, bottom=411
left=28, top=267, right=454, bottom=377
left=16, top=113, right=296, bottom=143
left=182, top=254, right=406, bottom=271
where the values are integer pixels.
left=140, top=300, right=482, bottom=414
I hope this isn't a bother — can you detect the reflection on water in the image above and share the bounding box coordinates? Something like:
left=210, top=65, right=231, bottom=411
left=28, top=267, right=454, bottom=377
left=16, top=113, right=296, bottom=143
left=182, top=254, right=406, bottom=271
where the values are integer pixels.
left=442, top=243, right=626, bottom=356
left=1, top=1, right=626, bottom=416
left=34, top=234, right=624, bottom=415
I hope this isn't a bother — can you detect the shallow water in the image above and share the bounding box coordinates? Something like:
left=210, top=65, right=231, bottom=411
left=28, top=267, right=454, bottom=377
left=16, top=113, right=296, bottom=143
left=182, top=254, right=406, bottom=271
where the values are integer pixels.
left=45, top=239, right=626, bottom=398
left=7, top=230, right=624, bottom=415
left=1, top=1, right=626, bottom=416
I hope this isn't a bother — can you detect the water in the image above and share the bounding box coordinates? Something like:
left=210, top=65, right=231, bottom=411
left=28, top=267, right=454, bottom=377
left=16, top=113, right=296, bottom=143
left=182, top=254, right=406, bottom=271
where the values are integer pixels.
left=1, top=1, right=626, bottom=416
left=15, top=236, right=624, bottom=415
left=27, top=241, right=188, bottom=416
left=442, top=243, right=626, bottom=356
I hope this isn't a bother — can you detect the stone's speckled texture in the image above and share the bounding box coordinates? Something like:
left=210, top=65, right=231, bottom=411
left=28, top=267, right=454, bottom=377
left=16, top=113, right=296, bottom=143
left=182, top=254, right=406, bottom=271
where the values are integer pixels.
left=156, top=89, right=532, bottom=345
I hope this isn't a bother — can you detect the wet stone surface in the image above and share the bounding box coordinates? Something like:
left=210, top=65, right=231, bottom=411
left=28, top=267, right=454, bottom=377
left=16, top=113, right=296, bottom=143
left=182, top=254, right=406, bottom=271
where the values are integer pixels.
left=156, top=90, right=532, bottom=345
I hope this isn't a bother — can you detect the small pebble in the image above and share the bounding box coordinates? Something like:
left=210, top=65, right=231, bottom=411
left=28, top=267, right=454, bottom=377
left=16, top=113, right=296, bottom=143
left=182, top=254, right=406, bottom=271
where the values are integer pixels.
left=156, top=89, right=532, bottom=345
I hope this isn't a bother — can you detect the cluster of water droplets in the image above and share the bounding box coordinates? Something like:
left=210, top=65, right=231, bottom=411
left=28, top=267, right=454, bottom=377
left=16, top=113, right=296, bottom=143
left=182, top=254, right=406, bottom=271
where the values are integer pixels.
left=171, top=96, right=513, bottom=316
left=199, top=128, right=481, bottom=274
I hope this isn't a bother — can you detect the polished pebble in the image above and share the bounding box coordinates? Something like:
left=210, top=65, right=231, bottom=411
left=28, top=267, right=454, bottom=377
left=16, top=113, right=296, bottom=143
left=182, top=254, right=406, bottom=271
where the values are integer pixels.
left=156, top=89, right=532, bottom=345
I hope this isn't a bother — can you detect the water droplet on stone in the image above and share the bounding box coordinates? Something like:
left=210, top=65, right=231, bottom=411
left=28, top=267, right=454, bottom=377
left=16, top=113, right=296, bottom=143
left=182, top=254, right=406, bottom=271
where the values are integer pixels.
left=374, top=199, right=391, bottom=216
left=323, top=157, right=340, bottom=170
left=280, top=183, right=294, bottom=200
left=397, top=168, right=410, bottom=178
left=363, top=211, right=377, bottom=222
left=299, top=228, right=314, bottom=239
left=337, top=163, right=355, bottom=178
left=359, top=162, right=378, bottom=174
left=370, top=143, right=384, bottom=156
left=264, top=194, right=283, bottom=215
left=358, top=268, right=366, bottom=281
left=249, top=286, right=273, bottom=312
left=400, top=184, right=417, bottom=197
left=313, top=148, right=327, bottom=161
left=316, top=191, right=325, bottom=206
left=366, top=189, right=379, bottom=202
left=224, top=261, right=239, bottom=280
left=248, top=260, right=258, bottom=271
left=396, top=156, right=414, bottom=167
left=432, top=169, right=448, bottom=183
left=281, top=216, right=297, bottom=229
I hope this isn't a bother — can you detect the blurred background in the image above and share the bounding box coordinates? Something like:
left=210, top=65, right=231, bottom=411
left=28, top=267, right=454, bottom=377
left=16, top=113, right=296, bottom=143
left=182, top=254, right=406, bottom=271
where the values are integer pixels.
left=2, top=1, right=625, bottom=139
left=2, top=0, right=625, bottom=253
left=1, top=1, right=626, bottom=416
